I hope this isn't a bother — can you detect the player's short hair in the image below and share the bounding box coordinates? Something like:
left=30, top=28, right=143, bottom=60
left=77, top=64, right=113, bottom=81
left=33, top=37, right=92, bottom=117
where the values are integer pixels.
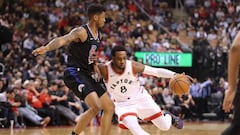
left=87, top=4, right=106, bottom=18
left=111, top=45, right=127, bottom=56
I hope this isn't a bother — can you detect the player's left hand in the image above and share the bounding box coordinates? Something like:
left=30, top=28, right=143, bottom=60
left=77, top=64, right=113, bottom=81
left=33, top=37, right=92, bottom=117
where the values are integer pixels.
left=89, top=53, right=98, bottom=63
left=93, top=64, right=101, bottom=82
left=222, top=89, right=235, bottom=112
left=32, top=46, right=48, bottom=56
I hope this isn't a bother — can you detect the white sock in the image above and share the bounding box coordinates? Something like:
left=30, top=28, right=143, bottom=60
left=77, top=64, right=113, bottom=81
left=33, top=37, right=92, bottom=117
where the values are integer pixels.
left=122, top=116, right=150, bottom=135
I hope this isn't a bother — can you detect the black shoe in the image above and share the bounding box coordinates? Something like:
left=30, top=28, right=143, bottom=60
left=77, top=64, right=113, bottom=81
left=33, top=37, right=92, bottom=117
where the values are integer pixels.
left=71, top=131, right=78, bottom=135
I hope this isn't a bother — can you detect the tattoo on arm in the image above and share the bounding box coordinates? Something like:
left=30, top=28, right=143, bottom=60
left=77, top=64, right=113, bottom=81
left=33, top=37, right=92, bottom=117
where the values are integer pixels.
left=45, top=28, right=81, bottom=51
left=45, top=37, right=65, bottom=52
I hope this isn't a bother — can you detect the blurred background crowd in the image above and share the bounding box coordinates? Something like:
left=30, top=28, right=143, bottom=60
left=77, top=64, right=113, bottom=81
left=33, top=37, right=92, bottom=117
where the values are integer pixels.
left=0, top=0, right=239, bottom=128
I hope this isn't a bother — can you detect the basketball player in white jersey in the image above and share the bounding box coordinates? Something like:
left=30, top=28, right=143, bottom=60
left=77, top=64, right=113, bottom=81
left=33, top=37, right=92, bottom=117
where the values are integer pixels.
left=97, top=45, right=184, bottom=135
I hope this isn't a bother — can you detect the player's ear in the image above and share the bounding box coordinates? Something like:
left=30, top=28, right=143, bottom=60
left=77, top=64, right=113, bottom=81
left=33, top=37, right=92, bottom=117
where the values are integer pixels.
left=93, top=15, right=98, bottom=21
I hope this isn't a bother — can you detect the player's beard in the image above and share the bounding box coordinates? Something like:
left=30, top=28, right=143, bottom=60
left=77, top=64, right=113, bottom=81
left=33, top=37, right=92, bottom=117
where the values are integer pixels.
left=112, top=61, right=125, bottom=72
left=118, top=64, right=125, bottom=71
left=97, top=21, right=104, bottom=28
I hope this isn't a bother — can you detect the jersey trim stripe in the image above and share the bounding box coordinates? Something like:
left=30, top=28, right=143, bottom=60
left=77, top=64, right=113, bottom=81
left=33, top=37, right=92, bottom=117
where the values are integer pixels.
left=86, top=24, right=99, bottom=40
left=66, top=67, right=83, bottom=83
left=131, top=61, right=137, bottom=77
left=119, top=112, right=138, bottom=121
left=143, top=112, right=162, bottom=121
left=118, top=123, right=129, bottom=129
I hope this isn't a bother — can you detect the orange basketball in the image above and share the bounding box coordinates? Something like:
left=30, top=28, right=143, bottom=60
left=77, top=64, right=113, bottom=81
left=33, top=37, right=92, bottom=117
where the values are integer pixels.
left=169, top=74, right=191, bottom=95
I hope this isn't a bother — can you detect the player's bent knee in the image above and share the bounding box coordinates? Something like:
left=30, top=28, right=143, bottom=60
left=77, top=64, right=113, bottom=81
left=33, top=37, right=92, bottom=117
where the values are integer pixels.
left=158, top=124, right=171, bottom=131
left=101, top=96, right=115, bottom=112
left=153, top=118, right=171, bottom=131
left=106, top=102, right=115, bottom=112
left=151, top=114, right=171, bottom=131
left=88, top=105, right=102, bottom=114
left=153, top=120, right=171, bottom=131
left=106, top=105, right=115, bottom=114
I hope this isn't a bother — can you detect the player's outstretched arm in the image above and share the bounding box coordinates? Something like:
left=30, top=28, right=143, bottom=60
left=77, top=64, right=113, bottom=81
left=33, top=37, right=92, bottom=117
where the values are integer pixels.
left=132, top=61, right=175, bottom=78
left=223, top=31, right=240, bottom=112
left=32, top=27, right=86, bottom=56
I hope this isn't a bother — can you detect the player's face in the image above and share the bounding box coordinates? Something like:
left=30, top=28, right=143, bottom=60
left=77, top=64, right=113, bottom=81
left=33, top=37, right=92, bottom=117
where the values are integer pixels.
left=96, top=12, right=106, bottom=28
left=112, top=51, right=127, bottom=70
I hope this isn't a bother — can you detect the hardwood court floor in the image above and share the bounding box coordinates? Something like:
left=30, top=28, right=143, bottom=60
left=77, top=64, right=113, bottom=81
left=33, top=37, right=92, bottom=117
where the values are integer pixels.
left=0, top=122, right=230, bottom=135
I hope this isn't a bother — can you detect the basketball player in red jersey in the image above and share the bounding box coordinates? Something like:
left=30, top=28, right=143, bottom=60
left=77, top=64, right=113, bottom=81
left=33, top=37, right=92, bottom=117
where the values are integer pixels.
left=97, top=45, right=186, bottom=135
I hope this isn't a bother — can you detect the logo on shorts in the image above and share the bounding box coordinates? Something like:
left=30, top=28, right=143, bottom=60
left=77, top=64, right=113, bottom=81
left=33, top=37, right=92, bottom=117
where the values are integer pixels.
left=78, top=84, right=85, bottom=93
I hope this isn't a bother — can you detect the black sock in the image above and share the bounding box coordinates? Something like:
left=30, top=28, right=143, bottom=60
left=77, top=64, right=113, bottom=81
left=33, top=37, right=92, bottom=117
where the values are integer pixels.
left=71, top=131, right=78, bottom=135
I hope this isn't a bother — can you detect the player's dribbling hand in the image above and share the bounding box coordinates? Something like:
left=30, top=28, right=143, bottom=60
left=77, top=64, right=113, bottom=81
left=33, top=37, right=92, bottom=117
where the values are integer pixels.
left=222, top=89, right=235, bottom=112
left=32, top=46, right=48, bottom=56
left=176, top=72, right=193, bottom=83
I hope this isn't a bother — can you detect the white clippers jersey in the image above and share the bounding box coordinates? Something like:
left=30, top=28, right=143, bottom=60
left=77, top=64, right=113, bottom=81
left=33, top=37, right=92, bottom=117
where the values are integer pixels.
left=105, top=60, right=142, bottom=102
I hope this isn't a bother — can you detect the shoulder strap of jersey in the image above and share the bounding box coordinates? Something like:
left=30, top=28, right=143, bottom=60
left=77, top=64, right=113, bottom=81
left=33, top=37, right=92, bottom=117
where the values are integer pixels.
left=82, top=24, right=92, bottom=40
left=127, top=60, right=137, bottom=76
